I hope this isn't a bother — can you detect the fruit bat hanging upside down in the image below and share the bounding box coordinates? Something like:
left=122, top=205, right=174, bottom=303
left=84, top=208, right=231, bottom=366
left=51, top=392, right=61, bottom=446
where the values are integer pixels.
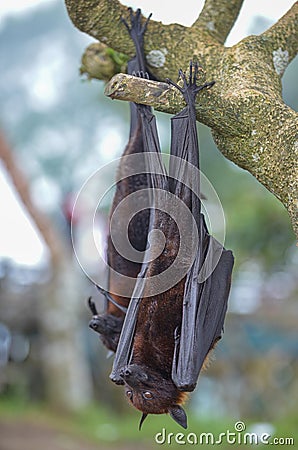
left=88, top=9, right=234, bottom=430
left=88, top=9, right=152, bottom=352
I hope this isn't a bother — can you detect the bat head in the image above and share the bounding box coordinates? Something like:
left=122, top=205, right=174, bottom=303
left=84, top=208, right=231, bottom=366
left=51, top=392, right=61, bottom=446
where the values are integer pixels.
left=89, top=313, right=123, bottom=352
left=119, top=364, right=188, bottom=429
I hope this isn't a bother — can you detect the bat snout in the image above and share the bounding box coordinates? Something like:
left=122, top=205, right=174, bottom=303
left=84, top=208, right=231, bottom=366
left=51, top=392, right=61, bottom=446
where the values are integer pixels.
left=89, top=317, right=102, bottom=332
left=120, top=367, right=131, bottom=378
left=119, top=364, right=149, bottom=386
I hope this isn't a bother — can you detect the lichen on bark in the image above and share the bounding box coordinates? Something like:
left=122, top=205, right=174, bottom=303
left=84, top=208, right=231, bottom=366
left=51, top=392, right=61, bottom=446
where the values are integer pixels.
left=65, top=0, right=298, bottom=237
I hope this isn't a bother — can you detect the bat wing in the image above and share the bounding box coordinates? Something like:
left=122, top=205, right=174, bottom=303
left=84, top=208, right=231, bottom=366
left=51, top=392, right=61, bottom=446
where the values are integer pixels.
left=125, top=8, right=150, bottom=136
left=110, top=103, right=168, bottom=384
left=106, top=11, right=153, bottom=308
left=168, top=107, right=201, bottom=223
left=127, top=58, right=141, bottom=138
left=167, top=68, right=234, bottom=391
left=109, top=271, right=147, bottom=384
left=172, top=236, right=234, bottom=391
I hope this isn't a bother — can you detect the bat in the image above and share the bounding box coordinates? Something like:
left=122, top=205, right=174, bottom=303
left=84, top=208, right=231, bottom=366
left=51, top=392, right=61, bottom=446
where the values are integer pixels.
left=109, top=62, right=234, bottom=430
left=88, top=9, right=152, bottom=352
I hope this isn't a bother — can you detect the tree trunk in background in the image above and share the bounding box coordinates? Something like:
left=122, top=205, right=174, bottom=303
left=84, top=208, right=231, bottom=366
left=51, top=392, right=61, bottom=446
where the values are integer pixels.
left=0, top=131, right=93, bottom=410
left=39, top=260, right=93, bottom=410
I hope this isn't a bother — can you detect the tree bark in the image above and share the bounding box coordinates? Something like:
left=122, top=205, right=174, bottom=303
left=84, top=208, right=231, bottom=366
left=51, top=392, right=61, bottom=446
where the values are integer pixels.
left=64, top=0, right=298, bottom=237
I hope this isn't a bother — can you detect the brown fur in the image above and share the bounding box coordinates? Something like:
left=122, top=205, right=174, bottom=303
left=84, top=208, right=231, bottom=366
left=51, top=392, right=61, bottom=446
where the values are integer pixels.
left=119, top=207, right=220, bottom=420
left=120, top=211, right=190, bottom=415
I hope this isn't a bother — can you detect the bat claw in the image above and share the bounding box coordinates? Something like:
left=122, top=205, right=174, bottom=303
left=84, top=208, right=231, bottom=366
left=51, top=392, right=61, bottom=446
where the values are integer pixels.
left=168, top=60, right=215, bottom=106
left=120, top=15, right=130, bottom=31
left=194, top=80, right=216, bottom=94
left=142, top=12, right=152, bottom=33
left=189, top=60, right=193, bottom=85
left=178, top=68, right=187, bottom=85
left=135, top=70, right=149, bottom=79
left=122, top=7, right=152, bottom=40
left=166, top=77, right=183, bottom=93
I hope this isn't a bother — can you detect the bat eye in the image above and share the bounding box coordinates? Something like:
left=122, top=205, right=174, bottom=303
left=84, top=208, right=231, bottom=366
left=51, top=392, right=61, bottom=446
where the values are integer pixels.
left=126, top=390, right=133, bottom=400
left=142, top=391, right=153, bottom=400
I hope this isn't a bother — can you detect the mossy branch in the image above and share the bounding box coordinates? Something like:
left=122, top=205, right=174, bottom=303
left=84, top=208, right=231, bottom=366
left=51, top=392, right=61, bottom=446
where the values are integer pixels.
left=65, top=0, right=298, bottom=237
left=194, top=0, right=244, bottom=44
left=262, top=2, right=298, bottom=63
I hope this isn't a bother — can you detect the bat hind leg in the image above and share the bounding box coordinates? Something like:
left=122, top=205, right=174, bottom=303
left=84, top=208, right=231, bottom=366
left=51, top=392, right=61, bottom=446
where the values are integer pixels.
left=166, top=61, right=215, bottom=103
left=121, top=7, right=151, bottom=38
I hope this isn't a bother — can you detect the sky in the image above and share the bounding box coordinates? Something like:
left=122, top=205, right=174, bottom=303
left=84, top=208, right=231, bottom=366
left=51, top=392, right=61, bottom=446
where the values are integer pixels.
left=0, top=0, right=296, bottom=267
left=0, top=163, right=47, bottom=266
left=0, top=0, right=296, bottom=39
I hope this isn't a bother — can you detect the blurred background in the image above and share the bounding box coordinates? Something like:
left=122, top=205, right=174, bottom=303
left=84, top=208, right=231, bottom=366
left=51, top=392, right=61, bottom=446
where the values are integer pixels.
left=0, top=1, right=297, bottom=449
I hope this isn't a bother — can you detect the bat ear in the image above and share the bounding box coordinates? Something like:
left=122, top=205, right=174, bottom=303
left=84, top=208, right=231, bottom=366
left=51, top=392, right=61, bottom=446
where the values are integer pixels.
left=139, top=413, right=148, bottom=430
left=168, top=405, right=187, bottom=429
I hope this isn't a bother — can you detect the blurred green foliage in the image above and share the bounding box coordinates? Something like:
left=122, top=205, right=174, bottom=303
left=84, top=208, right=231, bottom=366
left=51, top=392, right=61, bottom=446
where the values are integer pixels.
left=0, top=394, right=297, bottom=449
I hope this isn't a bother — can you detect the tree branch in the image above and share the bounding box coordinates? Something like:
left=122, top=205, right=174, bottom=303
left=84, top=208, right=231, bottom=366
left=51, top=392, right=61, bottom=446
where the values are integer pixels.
left=65, top=0, right=187, bottom=79
left=104, top=74, right=244, bottom=135
left=194, top=0, right=244, bottom=44
left=65, top=0, right=196, bottom=81
left=0, top=132, right=66, bottom=266
left=64, top=0, right=298, bottom=237
left=262, top=2, right=298, bottom=68
left=105, top=74, right=297, bottom=237
left=80, top=42, right=128, bottom=81
left=105, top=74, right=177, bottom=111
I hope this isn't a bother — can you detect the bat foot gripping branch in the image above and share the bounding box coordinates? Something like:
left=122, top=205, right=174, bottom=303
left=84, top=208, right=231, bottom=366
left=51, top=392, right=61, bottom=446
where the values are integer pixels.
left=166, top=61, right=215, bottom=107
